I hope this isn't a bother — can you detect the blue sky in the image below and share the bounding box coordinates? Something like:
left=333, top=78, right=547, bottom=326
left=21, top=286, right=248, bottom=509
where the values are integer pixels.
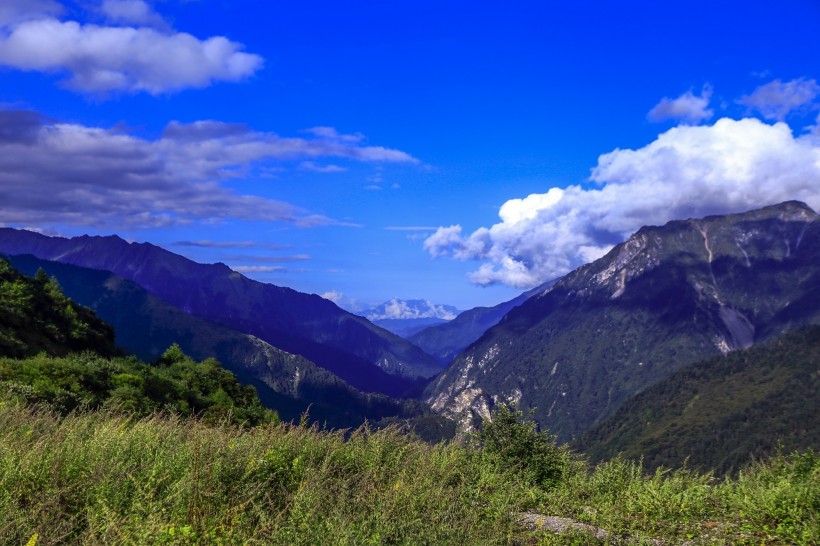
left=1, top=0, right=819, bottom=311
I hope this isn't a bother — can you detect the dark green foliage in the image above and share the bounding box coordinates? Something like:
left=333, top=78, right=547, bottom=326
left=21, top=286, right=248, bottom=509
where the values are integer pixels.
left=577, top=325, right=820, bottom=475
left=478, top=403, right=570, bottom=488
left=0, top=258, right=116, bottom=358
left=0, top=345, right=277, bottom=427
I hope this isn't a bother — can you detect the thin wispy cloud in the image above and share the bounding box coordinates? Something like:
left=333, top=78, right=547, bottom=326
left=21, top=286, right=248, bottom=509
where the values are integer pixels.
left=647, top=86, right=713, bottom=124
left=425, top=117, right=820, bottom=287
left=738, top=78, right=819, bottom=121
left=299, top=161, right=348, bottom=173
left=0, top=0, right=262, bottom=95
left=229, top=265, right=287, bottom=273
left=223, top=254, right=311, bottom=263
left=385, top=226, right=438, bottom=231
left=174, top=240, right=258, bottom=248
left=0, top=107, right=419, bottom=229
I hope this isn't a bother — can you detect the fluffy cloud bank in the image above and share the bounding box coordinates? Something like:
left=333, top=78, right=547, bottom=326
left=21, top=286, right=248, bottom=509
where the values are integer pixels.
left=0, top=108, right=418, bottom=228
left=425, top=117, right=820, bottom=287
left=0, top=1, right=261, bottom=94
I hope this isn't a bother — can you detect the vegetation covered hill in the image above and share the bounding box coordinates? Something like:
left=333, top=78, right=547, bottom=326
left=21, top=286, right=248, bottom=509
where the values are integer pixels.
left=577, top=325, right=820, bottom=475
left=5, top=254, right=443, bottom=430
left=0, top=258, right=116, bottom=358
left=0, top=257, right=276, bottom=427
left=426, top=201, right=820, bottom=441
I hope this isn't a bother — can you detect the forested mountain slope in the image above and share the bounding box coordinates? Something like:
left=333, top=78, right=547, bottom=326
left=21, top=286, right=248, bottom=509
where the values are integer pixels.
left=426, top=201, right=820, bottom=441
left=577, top=325, right=820, bottom=475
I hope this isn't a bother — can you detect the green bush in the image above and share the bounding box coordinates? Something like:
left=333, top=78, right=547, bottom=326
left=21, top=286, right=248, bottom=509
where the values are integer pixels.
left=478, top=403, right=571, bottom=488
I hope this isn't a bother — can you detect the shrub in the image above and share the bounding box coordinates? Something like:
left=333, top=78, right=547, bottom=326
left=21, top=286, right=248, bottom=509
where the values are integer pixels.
left=478, top=403, right=570, bottom=488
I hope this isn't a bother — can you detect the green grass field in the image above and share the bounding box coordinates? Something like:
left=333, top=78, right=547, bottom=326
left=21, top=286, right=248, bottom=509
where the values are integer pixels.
left=1, top=398, right=816, bottom=545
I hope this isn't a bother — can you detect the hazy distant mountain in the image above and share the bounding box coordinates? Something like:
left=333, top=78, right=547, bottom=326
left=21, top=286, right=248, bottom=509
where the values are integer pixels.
left=0, top=230, right=443, bottom=396
left=576, top=325, right=820, bottom=475
left=362, top=299, right=460, bottom=338
left=5, top=254, right=429, bottom=427
left=409, top=281, right=557, bottom=364
left=425, top=201, right=820, bottom=441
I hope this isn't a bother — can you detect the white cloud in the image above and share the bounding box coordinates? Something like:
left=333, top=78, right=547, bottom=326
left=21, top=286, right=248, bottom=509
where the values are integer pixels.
left=0, top=3, right=262, bottom=95
left=99, top=0, right=167, bottom=27
left=320, top=290, right=344, bottom=304
left=647, top=86, right=713, bottom=124
left=299, top=161, right=347, bottom=173
left=425, top=117, right=820, bottom=287
left=0, top=0, right=62, bottom=26
left=737, top=78, right=820, bottom=121
left=0, top=107, right=419, bottom=229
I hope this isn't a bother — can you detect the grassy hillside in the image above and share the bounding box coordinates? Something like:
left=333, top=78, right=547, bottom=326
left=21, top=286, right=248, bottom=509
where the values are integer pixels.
left=0, top=399, right=817, bottom=545
left=577, top=325, right=820, bottom=475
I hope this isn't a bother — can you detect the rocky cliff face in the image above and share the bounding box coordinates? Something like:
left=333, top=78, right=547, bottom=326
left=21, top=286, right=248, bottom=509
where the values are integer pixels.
left=424, top=201, right=820, bottom=441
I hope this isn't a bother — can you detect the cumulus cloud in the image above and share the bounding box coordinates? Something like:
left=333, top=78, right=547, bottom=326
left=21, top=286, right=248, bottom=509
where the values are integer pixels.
left=738, top=78, right=820, bottom=121
left=0, top=107, right=418, bottom=229
left=0, top=2, right=262, bottom=94
left=647, top=86, right=713, bottom=124
left=425, top=117, right=820, bottom=287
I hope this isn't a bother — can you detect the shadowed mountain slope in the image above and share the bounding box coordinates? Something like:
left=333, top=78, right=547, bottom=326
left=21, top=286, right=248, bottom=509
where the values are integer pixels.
left=425, top=201, right=820, bottom=442
left=5, top=254, right=430, bottom=428
left=409, top=280, right=556, bottom=364
left=0, top=230, right=442, bottom=396
left=576, top=325, right=820, bottom=475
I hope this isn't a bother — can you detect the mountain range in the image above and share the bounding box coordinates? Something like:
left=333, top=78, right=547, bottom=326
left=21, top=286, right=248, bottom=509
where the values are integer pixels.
left=360, top=299, right=460, bottom=338
left=0, top=229, right=443, bottom=397
left=409, top=280, right=557, bottom=364
left=1, top=201, right=817, bottom=470
left=4, top=254, right=432, bottom=428
left=425, top=201, right=820, bottom=442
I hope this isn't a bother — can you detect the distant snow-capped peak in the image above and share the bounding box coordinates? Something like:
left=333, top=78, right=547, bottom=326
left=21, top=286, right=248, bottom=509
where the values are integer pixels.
left=364, top=299, right=459, bottom=321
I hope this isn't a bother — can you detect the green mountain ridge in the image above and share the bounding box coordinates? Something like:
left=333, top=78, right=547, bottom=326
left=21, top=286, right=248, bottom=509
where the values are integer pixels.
left=576, top=325, right=820, bottom=475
